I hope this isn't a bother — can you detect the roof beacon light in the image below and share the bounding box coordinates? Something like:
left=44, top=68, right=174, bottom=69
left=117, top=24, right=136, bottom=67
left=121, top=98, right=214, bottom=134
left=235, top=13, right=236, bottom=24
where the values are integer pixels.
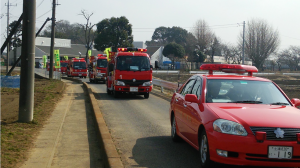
left=200, top=64, right=258, bottom=76
left=117, top=48, right=147, bottom=52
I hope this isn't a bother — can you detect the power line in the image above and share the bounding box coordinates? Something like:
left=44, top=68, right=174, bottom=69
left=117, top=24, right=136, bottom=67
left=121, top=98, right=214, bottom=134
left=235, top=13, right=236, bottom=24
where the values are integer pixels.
left=36, top=9, right=51, bottom=19
left=132, top=23, right=243, bottom=30
left=37, top=0, right=45, bottom=8
left=282, top=35, right=300, bottom=41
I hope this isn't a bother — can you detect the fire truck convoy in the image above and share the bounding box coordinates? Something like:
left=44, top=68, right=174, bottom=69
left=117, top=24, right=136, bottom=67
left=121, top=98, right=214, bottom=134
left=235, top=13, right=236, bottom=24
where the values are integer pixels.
left=67, top=58, right=88, bottom=78
left=89, top=54, right=108, bottom=83
left=106, top=48, right=153, bottom=98
left=60, top=60, right=69, bottom=75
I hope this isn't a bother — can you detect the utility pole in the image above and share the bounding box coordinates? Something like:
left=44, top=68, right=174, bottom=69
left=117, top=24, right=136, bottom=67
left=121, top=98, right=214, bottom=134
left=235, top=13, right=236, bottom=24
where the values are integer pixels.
left=49, top=0, right=56, bottom=79
left=5, top=0, right=17, bottom=73
left=242, top=21, right=245, bottom=65
left=19, top=0, right=36, bottom=122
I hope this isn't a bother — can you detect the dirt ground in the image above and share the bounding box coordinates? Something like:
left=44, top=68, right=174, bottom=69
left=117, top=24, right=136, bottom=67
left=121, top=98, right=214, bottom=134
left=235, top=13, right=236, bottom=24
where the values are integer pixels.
left=153, top=72, right=300, bottom=101
left=1, top=76, right=65, bottom=168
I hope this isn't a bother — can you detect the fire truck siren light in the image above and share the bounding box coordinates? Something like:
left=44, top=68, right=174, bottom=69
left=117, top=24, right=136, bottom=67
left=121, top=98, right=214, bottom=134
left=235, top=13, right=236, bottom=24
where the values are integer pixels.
left=200, top=64, right=258, bottom=75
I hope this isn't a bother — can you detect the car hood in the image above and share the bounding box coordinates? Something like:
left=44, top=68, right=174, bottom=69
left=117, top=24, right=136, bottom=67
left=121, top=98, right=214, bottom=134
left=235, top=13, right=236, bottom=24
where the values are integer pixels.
left=207, top=104, right=300, bottom=128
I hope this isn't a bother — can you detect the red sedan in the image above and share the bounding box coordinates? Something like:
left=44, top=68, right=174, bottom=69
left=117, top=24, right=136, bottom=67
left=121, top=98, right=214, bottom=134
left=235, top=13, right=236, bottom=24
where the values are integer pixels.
left=169, top=64, right=300, bottom=167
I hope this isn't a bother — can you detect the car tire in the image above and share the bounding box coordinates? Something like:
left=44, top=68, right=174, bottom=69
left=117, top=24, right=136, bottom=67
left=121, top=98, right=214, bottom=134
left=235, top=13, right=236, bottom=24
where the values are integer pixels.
left=171, top=115, right=181, bottom=142
left=199, top=130, right=214, bottom=168
left=144, top=93, right=149, bottom=99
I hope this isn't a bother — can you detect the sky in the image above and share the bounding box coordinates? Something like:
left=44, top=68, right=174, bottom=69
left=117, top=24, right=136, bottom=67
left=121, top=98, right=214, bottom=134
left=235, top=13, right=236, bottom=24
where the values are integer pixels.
left=1, top=0, right=300, bottom=52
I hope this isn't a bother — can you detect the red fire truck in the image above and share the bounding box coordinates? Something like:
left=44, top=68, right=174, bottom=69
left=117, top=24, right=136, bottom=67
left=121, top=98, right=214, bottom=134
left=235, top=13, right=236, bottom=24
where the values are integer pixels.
left=67, top=58, right=87, bottom=78
left=46, top=62, right=58, bottom=71
left=60, top=60, right=69, bottom=75
left=106, top=48, right=153, bottom=98
left=89, top=54, right=108, bottom=83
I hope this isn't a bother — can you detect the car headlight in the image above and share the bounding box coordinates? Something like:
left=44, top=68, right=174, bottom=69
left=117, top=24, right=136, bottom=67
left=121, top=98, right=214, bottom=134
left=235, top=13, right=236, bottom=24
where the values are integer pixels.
left=213, top=119, right=247, bottom=136
left=142, top=81, right=152, bottom=86
left=115, top=80, right=125, bottom=86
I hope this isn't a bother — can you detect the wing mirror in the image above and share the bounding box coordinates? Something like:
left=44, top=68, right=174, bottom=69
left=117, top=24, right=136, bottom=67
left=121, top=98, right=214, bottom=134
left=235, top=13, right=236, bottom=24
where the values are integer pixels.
left=291, top=98, right=300, bottom=107
left=185, top=94, right=198, bottom=103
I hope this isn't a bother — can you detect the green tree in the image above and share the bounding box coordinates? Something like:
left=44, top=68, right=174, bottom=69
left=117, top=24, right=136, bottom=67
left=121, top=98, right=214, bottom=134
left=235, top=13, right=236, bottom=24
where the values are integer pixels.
left=94, top=16, right=133, bottom=52
left=193, top=50, right=206, bottom=63
left=163, top=42, right=185, bottom=69
left=40, top=20, right=86, bottom=44
left=8, top=20, right=22, bottom=49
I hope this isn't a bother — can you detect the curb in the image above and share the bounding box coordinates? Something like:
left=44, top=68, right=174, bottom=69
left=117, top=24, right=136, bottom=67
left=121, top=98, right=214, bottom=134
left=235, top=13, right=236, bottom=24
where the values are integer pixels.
left=83, top=82, right=124, bottom=168
left=61, top=77, right=82, bottom=83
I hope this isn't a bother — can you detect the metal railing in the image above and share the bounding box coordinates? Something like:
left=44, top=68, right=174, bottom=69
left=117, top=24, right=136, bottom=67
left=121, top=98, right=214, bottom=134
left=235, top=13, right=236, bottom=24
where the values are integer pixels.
left=34, top=68, right=61, bottom=80
left=152, top=78, right=178, bottom=93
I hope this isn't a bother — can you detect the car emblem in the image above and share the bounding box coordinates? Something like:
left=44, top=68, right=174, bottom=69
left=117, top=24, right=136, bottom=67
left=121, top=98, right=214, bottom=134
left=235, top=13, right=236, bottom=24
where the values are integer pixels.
left=274, top=128, right=285, bottom=138
left=133, top=79, right=136, bottom=82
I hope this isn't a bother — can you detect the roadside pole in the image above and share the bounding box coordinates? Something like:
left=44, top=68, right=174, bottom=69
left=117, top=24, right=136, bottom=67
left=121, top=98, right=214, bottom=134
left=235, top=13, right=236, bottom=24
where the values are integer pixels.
left=49, top=0, right=56, bottom=79
left=18, top=0, right=36, bottom=122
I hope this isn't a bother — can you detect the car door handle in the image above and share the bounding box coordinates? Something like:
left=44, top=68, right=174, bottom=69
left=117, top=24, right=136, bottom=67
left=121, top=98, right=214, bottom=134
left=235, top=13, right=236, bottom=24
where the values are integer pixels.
left=183, top=104, right=187, bottom=108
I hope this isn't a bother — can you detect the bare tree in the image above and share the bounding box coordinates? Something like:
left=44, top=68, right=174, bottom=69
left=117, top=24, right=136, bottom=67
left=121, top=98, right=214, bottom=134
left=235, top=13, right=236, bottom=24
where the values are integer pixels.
left=80, top=10, right=96, bottom=62
left=192, top=19, right=214, bottom=53
left=277, top=46, right=300, bottom=71
left=239, top=19, right=280, bottom=69
left=221, top=43, right=243, bottom=64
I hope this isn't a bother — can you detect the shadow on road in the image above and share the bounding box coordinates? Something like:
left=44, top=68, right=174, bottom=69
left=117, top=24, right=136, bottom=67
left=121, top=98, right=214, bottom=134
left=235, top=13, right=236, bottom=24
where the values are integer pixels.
left=131, top=136, right=290, bottom=168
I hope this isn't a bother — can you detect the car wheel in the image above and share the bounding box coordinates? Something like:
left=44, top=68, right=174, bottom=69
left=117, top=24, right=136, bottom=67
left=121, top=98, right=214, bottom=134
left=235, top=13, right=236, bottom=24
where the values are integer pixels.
left=144, top=93, right=149, bottom=99
left=171, top=115, right=181, bottom=142
left=199, top=130, right=214, bottom=168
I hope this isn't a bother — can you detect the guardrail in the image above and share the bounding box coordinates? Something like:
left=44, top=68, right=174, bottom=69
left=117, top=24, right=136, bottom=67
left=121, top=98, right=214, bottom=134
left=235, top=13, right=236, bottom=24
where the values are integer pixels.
left=153, top=70, right=179, bottom=74
left=152, top=78, right=179, bottom=93
left=34, top=68, right=61, bottom=80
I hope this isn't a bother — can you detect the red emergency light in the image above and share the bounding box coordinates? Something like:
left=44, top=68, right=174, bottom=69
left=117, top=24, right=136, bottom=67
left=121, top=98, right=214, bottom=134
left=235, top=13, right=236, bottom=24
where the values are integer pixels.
left=117, top=48, right=147, bottom=52
left=200, top=64, right=258, bottom=76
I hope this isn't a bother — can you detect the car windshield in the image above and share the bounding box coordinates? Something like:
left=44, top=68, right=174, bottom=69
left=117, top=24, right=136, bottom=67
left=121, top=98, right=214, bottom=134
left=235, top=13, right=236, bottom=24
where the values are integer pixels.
left=205, top=79, right=291, bottom=105
left=97, top=59, right=107, bottom=68
left=61, top=63, right=68, bottom=67
left=73, top=62, right=86, bottom=69
left=116, top=56, right=150, bottom=71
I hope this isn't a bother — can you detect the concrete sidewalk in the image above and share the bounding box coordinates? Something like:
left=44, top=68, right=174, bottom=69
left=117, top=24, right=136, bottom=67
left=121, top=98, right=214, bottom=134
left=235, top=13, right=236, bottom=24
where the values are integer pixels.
left=20, top=80, right=104, bottom=168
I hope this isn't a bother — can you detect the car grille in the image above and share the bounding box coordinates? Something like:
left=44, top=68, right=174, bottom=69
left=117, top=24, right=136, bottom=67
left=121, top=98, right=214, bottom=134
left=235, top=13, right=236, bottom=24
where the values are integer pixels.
left=118, top=80, right=148, bottom=86
left=250, top=127, right=300, bottom=141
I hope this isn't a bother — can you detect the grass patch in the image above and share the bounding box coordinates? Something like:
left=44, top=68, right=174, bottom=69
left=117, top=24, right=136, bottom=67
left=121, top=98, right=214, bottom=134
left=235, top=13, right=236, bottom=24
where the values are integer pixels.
left=1, top=78, right=65, bottom=168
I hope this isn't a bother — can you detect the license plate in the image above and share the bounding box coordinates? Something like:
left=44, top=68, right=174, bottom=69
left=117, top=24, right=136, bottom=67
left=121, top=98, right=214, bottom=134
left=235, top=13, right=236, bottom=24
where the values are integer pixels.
left=130, top=87, right=138, bottom=92
left=268, top=146, right=293, bottom=159
left=79, top=74, right=82, bottom=76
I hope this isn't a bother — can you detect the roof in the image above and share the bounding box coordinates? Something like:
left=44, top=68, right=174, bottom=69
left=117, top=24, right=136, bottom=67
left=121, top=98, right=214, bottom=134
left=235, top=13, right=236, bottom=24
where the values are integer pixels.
left=36, top=44, right=104, bottom=57
left=146, top=46, right=161, bottom=57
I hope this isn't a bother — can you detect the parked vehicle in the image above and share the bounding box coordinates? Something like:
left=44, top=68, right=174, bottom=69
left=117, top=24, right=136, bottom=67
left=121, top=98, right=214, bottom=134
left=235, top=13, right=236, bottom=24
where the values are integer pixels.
left=169, top=64, right=300, bottom=168
left=67, top=58, right=87, bottom=78
left=106, top=48, right=153, bottom=98
left=89, top=54, right=107, bottom=83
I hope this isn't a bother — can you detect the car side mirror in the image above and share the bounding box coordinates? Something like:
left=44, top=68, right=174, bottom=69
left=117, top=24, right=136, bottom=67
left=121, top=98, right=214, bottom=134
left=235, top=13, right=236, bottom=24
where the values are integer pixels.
left=291, top=98, right=300, bottom=107
left=185, top=94, right=198, bottom=103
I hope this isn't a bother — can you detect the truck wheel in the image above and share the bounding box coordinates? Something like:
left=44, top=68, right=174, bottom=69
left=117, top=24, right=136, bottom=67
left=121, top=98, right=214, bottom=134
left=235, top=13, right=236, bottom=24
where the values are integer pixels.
left=106, top=87, right=111, bottom=94
left=144, top=93, right=149, bottom=99
left=113, top=90, right=119, bottom=98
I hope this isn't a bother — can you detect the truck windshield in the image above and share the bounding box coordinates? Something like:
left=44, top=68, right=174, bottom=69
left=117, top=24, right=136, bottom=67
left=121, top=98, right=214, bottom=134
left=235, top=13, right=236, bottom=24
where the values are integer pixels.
left=116, top=56, right=150, bottom=71
left=73, top=62, right=86, bottom=69
left=97, top=59, right=107, bottom=68
left=61, top=63, right=68, bottom=67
